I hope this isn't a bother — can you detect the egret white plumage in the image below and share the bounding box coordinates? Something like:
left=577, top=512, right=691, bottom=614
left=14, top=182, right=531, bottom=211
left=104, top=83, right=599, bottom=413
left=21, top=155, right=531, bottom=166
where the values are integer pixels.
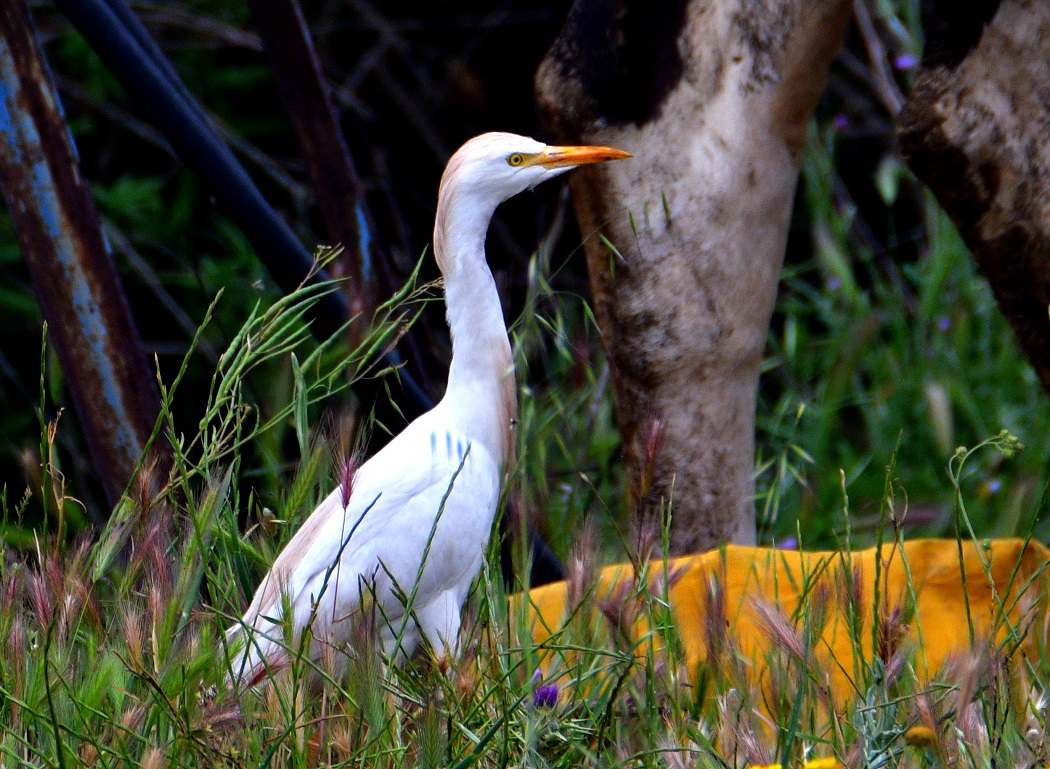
left=226, top=132, right=629, bottom=687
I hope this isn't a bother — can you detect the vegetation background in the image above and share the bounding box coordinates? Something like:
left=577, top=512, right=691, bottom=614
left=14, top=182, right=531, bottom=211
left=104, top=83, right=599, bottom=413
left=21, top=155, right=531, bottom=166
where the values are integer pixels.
left=2, top=0, right=1046, bottom=552
left=0, top=1, right=1048, bottom=767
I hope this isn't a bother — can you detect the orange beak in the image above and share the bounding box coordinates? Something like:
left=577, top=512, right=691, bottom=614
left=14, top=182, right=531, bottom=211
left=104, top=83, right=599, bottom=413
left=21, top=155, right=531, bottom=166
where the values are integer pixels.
left=535, top=144, right=631, bottom=169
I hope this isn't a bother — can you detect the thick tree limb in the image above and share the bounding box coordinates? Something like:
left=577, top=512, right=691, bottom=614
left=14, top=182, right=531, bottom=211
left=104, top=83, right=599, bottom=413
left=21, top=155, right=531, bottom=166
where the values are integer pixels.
left=898, top=0, right=1050, bottom=393
left=536, top=0, right=850, bottom=552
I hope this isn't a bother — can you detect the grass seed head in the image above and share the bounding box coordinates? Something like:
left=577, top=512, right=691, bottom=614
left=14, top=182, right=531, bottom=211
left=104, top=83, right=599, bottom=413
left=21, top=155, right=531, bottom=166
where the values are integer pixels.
left=958, top=701, right=990, bottom=754
left=136, top=511, right=173, bottom=599
left=329, top=411, right=362, bottom=510
left=78, top=742, right=99, bottom=766
left=121, top=704, right=146, bottom=734
left=0, top=566, right=22, bottom=617
left=123, top=607, right=145, bottom=669
left=914, top=688, right=940, bottom=732
left=876, top=604, right=909, bottom=671
left=703, top=573, right=728, bottom=668
left=7, top=613, right=25, bottom=679
left=658, top=731, right=698, bottom=769
left=750, top=597, right=807, bottom=664
left=338, top=451, right=359, bottom=511
left=140, top=746, right=165, bottom=769
left=26, top=569, right=54, bottom=632
left=566, top=521, right=598, bottom=609
left=629, top=513, right=661, bottom=568
left=836, top=561, right=866, bottom=633
left=133, top=450, right=166, bottom=515
left=638, top=417, right=665, bottom=501
left=716, top=688, right=771, bottom=768
left=597, top=578, right=639, bottom=645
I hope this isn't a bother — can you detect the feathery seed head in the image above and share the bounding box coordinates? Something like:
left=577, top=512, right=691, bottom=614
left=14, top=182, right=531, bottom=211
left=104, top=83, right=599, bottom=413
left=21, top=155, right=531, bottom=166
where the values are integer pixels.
left=328, top=412, right=362, bottom=511
left=78, top=743, right=100, bottom=766
left=703, top=573, right=728, bottom=668
left=124, top=607, right=145, bottom=669
left=26, top=570, right=53, bottom=632
left=750, top=597, right=807, bottom=664
left=639, top=418, right=665, bottom=499
left=566, top=522, right=598, bottom=609
left=629, top=514, right=661, bottom=569
left=717, top=688, right=771, bottom=767
left=876, top=603, right=909, bottom=671
left=121, top=704, right=146, bottom=734
left=597, top=578, right=640, bottom=644
left=140, top=746, right=165, bottom=769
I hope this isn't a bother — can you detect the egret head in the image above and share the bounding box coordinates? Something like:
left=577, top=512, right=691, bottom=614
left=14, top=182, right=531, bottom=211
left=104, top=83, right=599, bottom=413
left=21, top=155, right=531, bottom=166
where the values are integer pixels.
left=446, top=132, right=630, bottom=199
left=434, top=132, right=629, bottom=274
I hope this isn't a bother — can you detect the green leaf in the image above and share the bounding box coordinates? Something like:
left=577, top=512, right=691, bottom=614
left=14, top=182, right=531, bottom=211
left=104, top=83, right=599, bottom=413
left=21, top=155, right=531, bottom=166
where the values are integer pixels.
left=291, top=352, right=308, bottom=458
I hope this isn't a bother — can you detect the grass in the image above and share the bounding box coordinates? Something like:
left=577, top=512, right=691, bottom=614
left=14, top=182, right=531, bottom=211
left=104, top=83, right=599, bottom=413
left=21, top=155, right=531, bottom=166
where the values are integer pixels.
left=2, top=182, right=1050, bottom=765
left=754, top=121, right=1050, bottom=548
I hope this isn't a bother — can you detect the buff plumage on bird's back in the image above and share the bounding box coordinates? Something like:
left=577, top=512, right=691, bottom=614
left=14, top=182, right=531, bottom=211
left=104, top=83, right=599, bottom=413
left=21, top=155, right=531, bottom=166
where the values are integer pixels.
left=226, top=132, right=629, bottom=688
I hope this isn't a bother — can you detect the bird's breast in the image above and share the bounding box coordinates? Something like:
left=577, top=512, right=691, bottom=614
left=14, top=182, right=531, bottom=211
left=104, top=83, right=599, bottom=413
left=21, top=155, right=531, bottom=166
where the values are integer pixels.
left=417, top=428, right=501, bottom=579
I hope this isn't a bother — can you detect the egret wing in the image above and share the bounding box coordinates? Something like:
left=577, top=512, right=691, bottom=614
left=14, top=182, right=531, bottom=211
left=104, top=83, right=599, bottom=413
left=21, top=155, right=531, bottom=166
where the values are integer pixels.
left=235, top=410, right=499, bottom=655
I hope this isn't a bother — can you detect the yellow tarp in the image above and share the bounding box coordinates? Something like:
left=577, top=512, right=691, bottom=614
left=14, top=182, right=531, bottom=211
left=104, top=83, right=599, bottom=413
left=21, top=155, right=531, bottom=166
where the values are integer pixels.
left=518, top=538, right=1050, bottom=699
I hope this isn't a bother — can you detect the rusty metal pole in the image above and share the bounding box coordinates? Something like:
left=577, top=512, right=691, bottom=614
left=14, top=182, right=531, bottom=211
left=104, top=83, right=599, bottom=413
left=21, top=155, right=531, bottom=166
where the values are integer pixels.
left=0, top=0, right=162, bottom=508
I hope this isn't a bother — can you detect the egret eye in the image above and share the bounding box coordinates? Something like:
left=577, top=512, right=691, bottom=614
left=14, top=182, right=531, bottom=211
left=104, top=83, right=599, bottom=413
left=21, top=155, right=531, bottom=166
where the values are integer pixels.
left=508, top=153, right=525, bottom=167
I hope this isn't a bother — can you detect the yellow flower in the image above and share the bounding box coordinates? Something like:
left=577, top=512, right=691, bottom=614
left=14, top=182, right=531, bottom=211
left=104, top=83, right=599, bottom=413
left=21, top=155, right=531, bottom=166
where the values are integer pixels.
left=751, top=759, right=842, bottom=769
left=904, top=725, right=939, bottom=748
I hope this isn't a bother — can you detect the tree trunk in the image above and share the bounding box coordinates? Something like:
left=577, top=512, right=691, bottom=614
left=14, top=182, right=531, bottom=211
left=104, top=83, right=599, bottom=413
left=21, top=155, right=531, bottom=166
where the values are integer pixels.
left=536, top=0, right=850, bottom=552
left=898, top=0, right=1050, bottom=393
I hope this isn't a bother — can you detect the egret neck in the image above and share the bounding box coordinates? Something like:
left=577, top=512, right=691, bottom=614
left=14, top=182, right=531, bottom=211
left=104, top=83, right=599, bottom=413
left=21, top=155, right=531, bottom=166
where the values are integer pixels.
left=434, top=184, right=516, bottom=470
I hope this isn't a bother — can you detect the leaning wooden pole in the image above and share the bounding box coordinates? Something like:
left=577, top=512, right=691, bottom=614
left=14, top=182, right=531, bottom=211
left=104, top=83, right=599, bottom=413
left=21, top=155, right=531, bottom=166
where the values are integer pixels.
left=248, top=0, right=383, bottom=333
left=536, top=0, right=851, bottom=551
left=0, top=0, right=161, bottom=509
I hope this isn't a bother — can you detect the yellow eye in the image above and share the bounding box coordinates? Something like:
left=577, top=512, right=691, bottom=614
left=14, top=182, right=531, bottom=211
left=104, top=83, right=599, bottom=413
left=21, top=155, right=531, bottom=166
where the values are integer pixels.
left=508, top=153, right=525, bottom=167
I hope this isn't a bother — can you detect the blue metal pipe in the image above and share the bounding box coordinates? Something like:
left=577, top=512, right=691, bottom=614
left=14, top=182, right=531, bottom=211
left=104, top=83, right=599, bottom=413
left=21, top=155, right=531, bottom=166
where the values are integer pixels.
left=57, top=0, right=433, bottom=427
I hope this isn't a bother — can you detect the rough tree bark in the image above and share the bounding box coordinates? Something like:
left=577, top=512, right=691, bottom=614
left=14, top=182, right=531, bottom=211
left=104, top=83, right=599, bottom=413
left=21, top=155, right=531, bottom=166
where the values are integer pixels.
left=898, top=0, right=1050, bottom=393
left=535, top=0, right=851, bottom=552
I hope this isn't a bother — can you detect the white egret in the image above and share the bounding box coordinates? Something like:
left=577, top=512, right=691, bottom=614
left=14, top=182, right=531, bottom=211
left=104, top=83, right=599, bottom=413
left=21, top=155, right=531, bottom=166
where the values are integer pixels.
left=227, top=132, right=629, bottom=687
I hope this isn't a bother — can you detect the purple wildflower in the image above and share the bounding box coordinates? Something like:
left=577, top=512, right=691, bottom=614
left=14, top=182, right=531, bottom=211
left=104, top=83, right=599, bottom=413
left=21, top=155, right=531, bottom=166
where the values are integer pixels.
left=937, top=316, right=951, bottom=331
left=987, top=478, right=1002, bottom=494
left=534, top=683, right=559, bottom=707
left=779, top=537, right=798, bottom=550
left=832, top=114, right=849, bottom=131
left=893, top=53, right=919, bottom=71
left=827, top=277, right=842, bottom=291
left=531, top=669, right=559, bottom=708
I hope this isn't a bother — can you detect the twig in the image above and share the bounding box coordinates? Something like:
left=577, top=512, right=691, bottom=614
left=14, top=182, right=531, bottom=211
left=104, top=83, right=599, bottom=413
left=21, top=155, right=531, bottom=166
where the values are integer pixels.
left=135, top=4, right=263, bottom=51
left=103, top=221, right=220, bottom=364
left=853, top=0, right=905, bottom=116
